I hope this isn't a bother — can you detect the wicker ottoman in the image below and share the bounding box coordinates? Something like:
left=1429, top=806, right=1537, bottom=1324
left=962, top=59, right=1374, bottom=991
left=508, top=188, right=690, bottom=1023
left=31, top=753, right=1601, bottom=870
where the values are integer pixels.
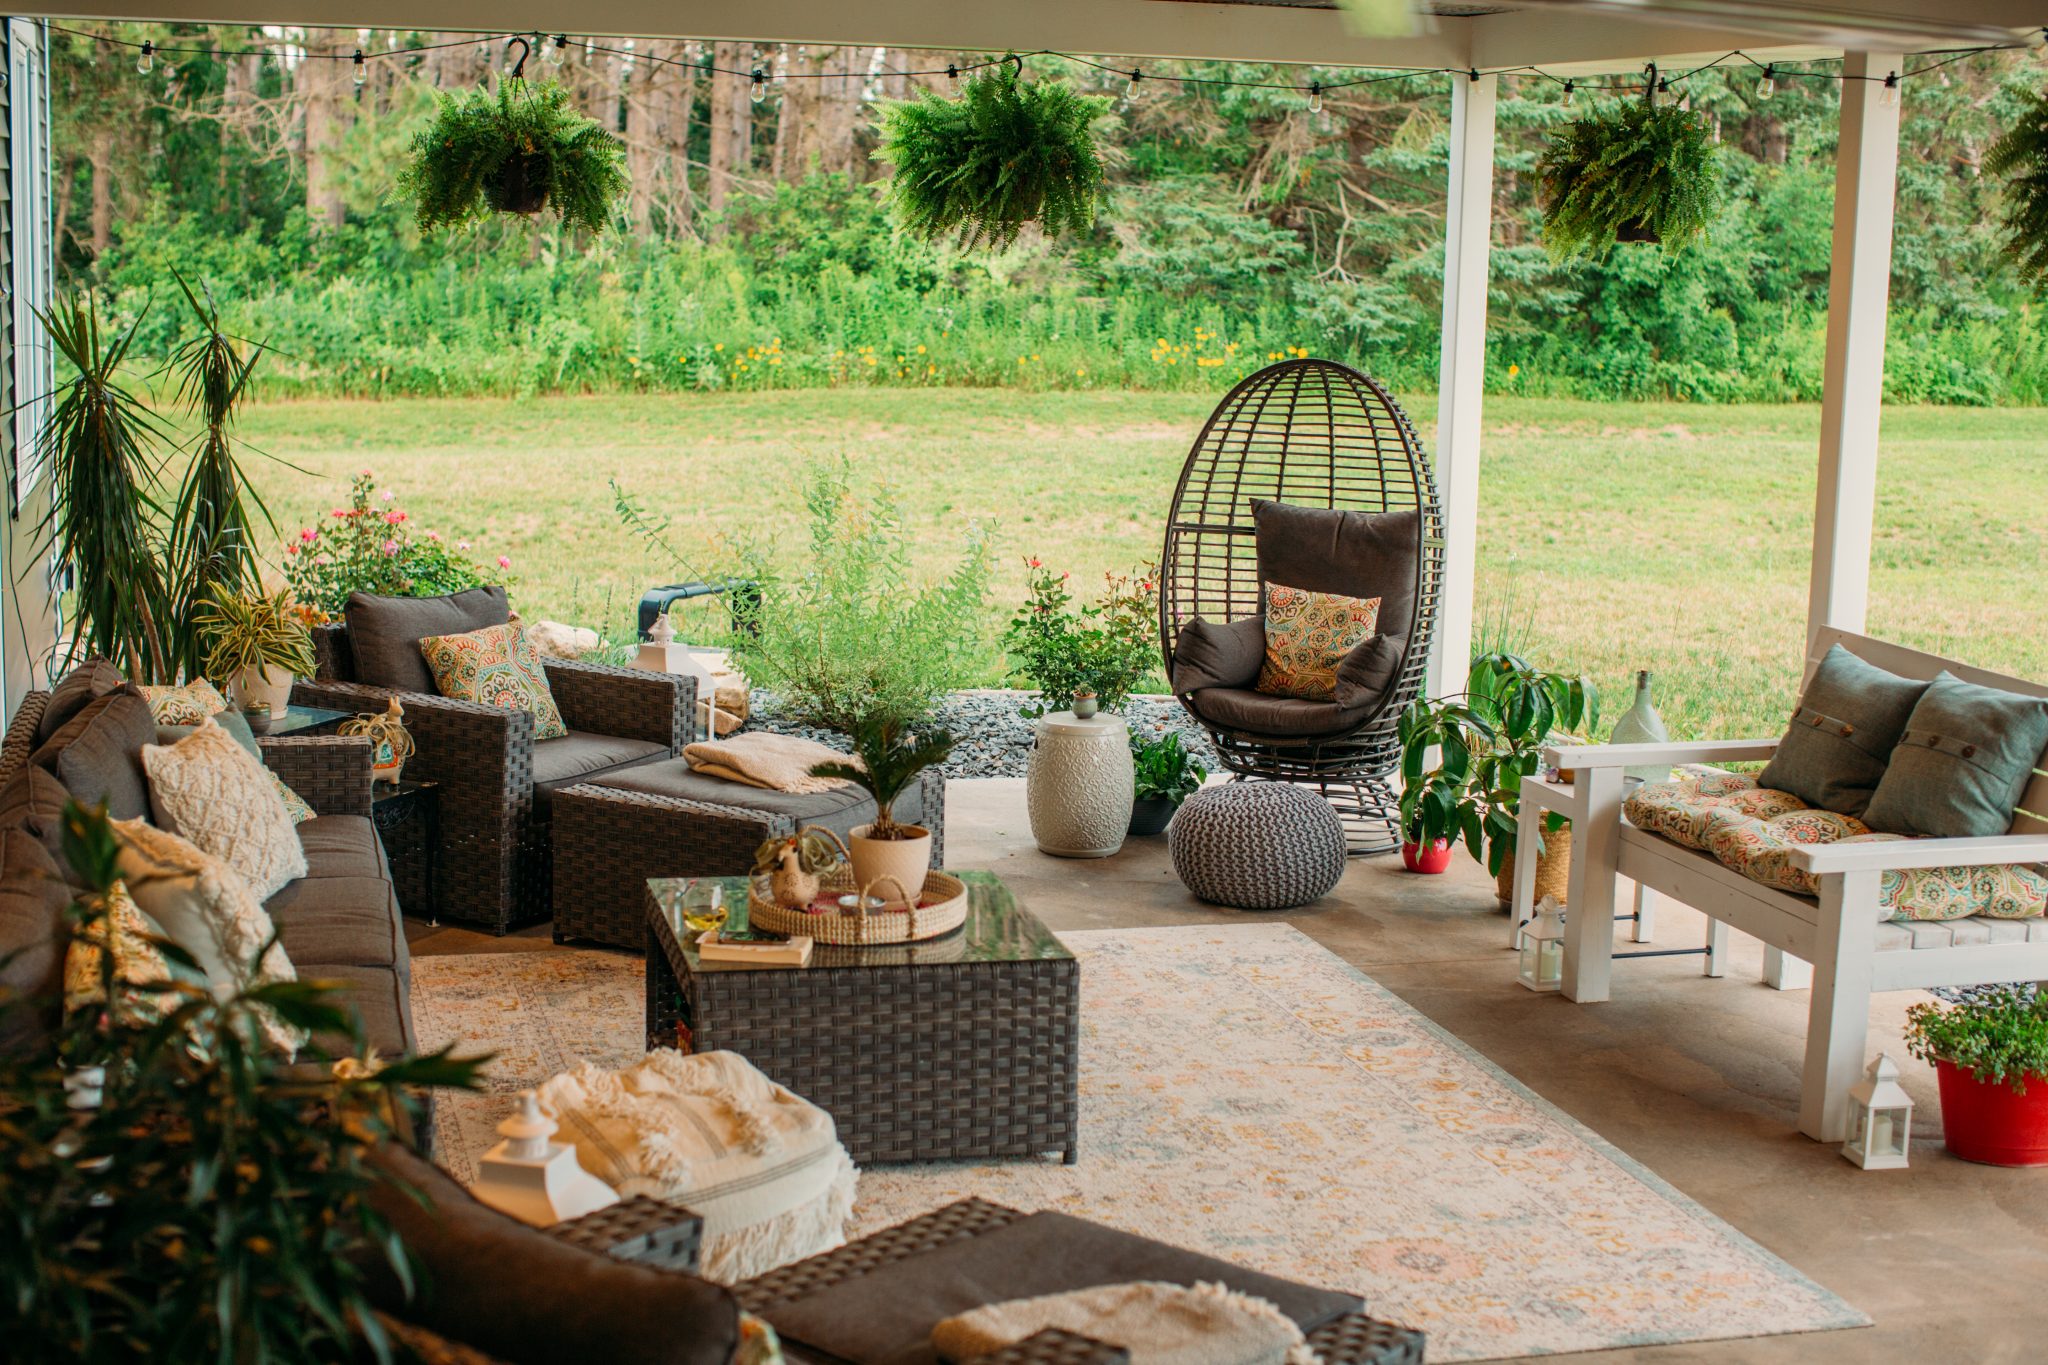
left=551, top=758, right=945, bottom=948
left=1169, top=781, right=1347, bottom=910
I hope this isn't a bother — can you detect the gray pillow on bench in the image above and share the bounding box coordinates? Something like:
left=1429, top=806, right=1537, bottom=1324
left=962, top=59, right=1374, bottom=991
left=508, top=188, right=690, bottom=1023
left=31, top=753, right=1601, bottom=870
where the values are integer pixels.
left=1863, top=671, right=2048, bottom=839
left=1758, top=644, right=1926, bottom=818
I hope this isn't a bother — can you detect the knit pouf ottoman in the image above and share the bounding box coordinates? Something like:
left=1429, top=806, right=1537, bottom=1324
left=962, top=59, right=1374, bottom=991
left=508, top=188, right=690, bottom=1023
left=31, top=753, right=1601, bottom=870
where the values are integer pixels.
left=1170, top=781, right=1347, bottom=910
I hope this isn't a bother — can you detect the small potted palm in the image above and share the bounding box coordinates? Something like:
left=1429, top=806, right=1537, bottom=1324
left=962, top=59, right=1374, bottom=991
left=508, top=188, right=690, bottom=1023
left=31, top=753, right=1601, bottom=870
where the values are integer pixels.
left=1904, top=989, right=2048, bottom=1166
left=811, top=716, right=954, bottom=904
left=1129, top=732, right=1207, bottom=836
left=195, top=585, right=317, bottom=719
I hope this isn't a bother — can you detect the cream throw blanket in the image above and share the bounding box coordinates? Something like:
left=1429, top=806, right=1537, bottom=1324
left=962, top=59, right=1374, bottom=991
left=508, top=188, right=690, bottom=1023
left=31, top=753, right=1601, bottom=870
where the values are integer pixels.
left=683, top=732, right=859, bottom=795
left=932, top=1281, right=1315, bottom=1365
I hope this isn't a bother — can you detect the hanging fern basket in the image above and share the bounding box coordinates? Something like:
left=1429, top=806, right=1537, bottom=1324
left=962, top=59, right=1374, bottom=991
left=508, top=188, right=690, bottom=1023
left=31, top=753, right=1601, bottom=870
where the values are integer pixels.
left=874, top=58, right=1112, bottom=249
left=398, top=75, right=627, bottom=233
left=1987, top=88, right=2048, bottom=295
left=1537, top=86, right=1720, bottom=259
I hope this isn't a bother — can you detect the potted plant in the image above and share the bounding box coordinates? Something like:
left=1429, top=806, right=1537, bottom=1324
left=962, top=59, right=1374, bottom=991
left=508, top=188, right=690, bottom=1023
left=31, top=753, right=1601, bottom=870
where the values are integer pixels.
left=194, top=584, right=318, bottom=718
left=811, top=716, right=955, bottom=903
left=875, top=57, right=1110, bottom=249
left=1398, top=652, right=1599, bottom=900
left=1130, top=731, right=1207, bottom=836
left=1987, top=87, right=2048, bottom=294
left=399, top=77, right=628, bottom=233
left=1904, top=989, right=2048, bottom=1166
left=1537, top=86, right=1720, bottom=258
left=1002, top=560, right=1161, bottom=720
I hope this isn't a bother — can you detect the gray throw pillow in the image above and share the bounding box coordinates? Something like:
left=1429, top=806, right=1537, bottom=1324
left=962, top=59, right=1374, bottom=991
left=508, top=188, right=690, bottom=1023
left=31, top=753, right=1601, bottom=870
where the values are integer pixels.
left=1758, top=644, right=1927, bottom=818
left=1171, top=616, right=1265, bottom=692
left=1863, top=671, right=2048, bottom=839
left=343, top=586, right=509, bottom=694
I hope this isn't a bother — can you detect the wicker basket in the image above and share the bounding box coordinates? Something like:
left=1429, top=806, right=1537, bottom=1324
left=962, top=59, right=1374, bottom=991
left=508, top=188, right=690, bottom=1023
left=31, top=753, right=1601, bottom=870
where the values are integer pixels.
left=748, top=847, right=969, bottom=946
left=1495, top=821, right=1572, bottom=906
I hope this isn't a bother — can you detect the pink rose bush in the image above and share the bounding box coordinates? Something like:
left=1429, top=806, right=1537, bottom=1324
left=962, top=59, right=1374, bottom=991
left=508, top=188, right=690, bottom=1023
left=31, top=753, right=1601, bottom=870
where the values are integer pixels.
left=282, top=472, right=513, bottom=618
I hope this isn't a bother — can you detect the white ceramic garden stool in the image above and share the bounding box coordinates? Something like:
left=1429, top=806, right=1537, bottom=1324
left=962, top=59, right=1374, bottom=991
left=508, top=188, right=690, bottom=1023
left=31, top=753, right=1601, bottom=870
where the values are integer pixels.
left=1026, top=711, right=1135, bottom=859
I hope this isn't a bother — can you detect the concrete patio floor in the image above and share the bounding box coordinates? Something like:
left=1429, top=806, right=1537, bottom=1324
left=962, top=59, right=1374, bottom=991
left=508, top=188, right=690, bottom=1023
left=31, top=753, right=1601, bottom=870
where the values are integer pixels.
left=409, top=777, right=2047, bottom=1364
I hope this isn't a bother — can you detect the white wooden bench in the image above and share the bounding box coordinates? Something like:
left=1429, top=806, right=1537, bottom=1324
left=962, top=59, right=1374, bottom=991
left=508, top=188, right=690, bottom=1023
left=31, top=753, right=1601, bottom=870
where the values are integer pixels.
left=1544, top=628, right=2048, bottom=1143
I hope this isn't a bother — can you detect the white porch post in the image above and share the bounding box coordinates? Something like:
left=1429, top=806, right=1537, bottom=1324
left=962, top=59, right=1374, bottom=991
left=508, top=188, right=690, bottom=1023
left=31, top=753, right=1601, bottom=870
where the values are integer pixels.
left=1430, top=72, right=1497, bottom=701
left=1807, top=51, right=1902, bottom=652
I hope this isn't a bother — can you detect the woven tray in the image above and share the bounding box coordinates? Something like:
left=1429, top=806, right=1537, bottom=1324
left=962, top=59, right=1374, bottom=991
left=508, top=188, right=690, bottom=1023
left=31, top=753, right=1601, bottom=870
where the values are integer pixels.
left=749, top=865, right=969, bottom=945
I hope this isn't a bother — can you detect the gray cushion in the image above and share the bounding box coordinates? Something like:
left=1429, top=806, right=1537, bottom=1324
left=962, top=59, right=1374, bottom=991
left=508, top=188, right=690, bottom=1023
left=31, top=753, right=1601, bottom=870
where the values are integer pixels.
left=1188, top=686, right=1370, bottom=739
left=266, top=815, right=406, bottom=973
left=1758, top=644, right=1928, bottom=819
left=0, top=827, right=72, bottom=1053
left=31, top=691, right=157, bottom=822
left=361, top=1142, right=742, bottom=1365
left=763, top=1207, right=1361, bottom=1365
left=1863, top=671, right=2048, bottom=838
left=343, top=586, right=509, bottom=694
left=38, top=659, right=129, bottom=745
left=532, top=732, right=670, bottom=812
left=1253, top=500, right=1422, bottom=645
left=156, top=707, right=261, bottom=761
left=313, top=963, right=416, bottom=1060
left=1171, top=615, right=1265, bottom=693
left=0, top=765, right=73, bottom=866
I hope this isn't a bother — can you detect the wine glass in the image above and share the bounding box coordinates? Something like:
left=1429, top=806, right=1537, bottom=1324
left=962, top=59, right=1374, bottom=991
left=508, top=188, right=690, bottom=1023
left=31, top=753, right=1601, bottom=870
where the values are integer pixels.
left=680, top=881, right=727, bottom=937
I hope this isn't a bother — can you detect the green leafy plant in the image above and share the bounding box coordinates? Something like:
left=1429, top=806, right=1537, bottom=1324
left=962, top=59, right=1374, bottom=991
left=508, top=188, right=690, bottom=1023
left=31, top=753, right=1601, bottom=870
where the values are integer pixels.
left=1904, top=989, right=2048, bottom=1093
left=1002, top=560, right=1160, bottom=718
left=751, top=828, right=845, bottom=877
left=811, top=716, right=956, bottom=841
left=1398, top=652, right=1600, bottom=874
left=1132, top=731, right=1207, bottom=804
left=194, top=583, right=317, bottom=685
left=620, top=460, right=991, bottom=734
left=281, top=472, right=506, bottom=618
left=1537, top=89, right=1721, bottom=259
left=1987, top=89, right=2048, bottom=293
left=875, top=59, right=1111, bottom=248
left=0, top=800, right=485, bottom=1360
left=398, top=77, right=628, bottom=233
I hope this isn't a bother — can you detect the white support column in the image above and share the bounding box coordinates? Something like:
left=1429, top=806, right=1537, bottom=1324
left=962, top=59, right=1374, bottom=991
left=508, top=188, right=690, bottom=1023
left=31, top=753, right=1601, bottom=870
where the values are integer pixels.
left=1807, top=52, right=1902, bottom=651
left=1429, top=72, right=1496, bottom=701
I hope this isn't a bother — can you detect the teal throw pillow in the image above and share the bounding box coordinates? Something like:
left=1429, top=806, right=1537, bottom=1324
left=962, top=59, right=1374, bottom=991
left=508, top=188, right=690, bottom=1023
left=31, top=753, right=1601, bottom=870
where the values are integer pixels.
left=1863, top=672, right=2048, bottom=839
left=1758, top=644, right=1927, bottom=818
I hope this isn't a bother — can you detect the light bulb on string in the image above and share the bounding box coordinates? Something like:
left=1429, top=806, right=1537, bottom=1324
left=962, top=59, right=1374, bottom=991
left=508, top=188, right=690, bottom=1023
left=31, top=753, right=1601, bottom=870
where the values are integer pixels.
left=1307, top=82, right=1323, bottom=115
left=1756, top=64, right=1775, bottom=99
left=136, top=40, right=154, bottom=75
left=352, top=49, right=366, bottom=87
left=750, top=69, right=766, bottom=104
left=1879, top=72, right=1900, bottom=108
left=1123, top=69, right=1144, bottom=106
left=946, top=63, right=959, bottom=89
left=1562, top=79, right=1576, bottom=108
left=546, top=35, right=568, bottom=67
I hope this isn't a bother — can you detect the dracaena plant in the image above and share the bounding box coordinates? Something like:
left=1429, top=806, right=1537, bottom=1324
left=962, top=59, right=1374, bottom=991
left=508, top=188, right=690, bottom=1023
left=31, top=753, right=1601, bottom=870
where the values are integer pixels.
left=811, top=716, right=956, bottom=841
left=1537, top=88, right=1721, bottom=259
left=1397, top=652, right=1599, bottom=875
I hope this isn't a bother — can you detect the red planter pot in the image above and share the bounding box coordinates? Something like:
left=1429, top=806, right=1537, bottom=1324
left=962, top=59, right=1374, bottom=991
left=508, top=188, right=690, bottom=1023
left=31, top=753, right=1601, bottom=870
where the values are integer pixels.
left=1401, top=838, right=1454, bottom=875
left=1935, top=1060, right=2048, bottom=1166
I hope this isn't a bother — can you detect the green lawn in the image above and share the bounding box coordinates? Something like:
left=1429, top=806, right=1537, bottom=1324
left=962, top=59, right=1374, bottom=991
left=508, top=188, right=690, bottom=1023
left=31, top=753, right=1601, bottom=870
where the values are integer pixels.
left=237, top=389, right=2048, bottom=741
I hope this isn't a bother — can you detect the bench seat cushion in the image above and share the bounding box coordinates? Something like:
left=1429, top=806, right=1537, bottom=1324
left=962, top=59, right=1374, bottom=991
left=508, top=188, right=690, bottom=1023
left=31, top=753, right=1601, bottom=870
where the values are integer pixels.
left=1627, top=773, right=2048, bottom=923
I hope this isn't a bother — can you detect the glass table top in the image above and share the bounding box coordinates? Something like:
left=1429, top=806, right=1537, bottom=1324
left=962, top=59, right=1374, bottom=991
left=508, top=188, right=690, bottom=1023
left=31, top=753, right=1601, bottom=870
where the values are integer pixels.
left=649, top=870, right=1070, bottom=972
left=266, top=703, right=351, bottom=736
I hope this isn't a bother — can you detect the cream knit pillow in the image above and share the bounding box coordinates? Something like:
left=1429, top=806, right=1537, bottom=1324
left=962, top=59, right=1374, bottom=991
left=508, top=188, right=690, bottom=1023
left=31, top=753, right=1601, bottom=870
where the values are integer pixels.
left=140, top=719, right=307, bottom=901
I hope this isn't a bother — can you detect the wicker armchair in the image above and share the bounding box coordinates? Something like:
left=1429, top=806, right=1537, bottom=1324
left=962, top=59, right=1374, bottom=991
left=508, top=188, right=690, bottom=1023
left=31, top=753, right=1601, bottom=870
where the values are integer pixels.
left=296, top=622, right=694, bottom=934
left=1160, top=359, right=1444, bottom=855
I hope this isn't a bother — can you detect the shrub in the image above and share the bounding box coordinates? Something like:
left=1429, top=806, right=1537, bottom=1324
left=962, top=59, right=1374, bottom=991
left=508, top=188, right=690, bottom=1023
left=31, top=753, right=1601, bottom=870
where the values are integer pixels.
left=1904, top=988, right=2048, bottom=1093
left=281, top=472, right=508, bottom=618
left=1001, top=560, right=1160, bottom=717
left=1132, top=731, right=1207, bottom=803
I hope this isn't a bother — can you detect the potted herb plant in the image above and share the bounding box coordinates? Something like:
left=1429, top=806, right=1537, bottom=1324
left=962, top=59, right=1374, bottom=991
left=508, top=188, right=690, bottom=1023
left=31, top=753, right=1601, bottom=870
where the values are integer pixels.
left=1130, top=731, right=1207, bottom=836
left=1537, top=86, right=1720, bottom=258
left=399, top=77, right=628, bottom=233
left=1398, top=652, right=1599, bottom=899
left=811, top=716, right=955, bottom=902
left=1904, top=989, right=2048, bottom=1166
left=875, top=57, right=1110, bottom=249
left=194, top=585, right=318, bottom=718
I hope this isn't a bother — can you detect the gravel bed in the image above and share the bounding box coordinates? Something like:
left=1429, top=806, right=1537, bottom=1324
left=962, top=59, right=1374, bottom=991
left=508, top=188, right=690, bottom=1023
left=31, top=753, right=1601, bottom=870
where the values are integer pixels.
left=1928, top=981, right=2040, bottom=1006
left=742, top=689, right=1220, bottom=779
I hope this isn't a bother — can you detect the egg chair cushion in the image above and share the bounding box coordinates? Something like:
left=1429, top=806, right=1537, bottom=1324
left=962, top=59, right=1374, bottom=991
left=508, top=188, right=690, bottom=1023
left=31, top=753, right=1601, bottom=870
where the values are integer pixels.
left=1186, top=686, right=1373, bottom=740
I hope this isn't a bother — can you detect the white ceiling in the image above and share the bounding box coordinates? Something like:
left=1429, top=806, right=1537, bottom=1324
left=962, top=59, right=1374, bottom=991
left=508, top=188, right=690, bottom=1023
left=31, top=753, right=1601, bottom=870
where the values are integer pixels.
left=32, top=0, right=2048, bottom=73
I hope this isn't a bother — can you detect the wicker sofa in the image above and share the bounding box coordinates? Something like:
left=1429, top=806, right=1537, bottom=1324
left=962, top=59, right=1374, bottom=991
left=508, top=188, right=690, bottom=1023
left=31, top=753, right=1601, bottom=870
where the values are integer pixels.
left=296, top=599, right=694, bottom=934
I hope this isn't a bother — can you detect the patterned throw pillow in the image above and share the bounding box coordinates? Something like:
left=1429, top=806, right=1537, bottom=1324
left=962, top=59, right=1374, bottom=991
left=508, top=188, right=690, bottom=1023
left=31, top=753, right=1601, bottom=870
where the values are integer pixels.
left=139, top=720, right=309, bottom=902
left=136, top=679, right=232, bottom=725
left=63, top=879, right=192, bottom=1027
left=1255, top=585, right=1381, bottom=702
left=417, top=622, right=568, bottom=740
left=1623, top=773, right=1810, bottom=850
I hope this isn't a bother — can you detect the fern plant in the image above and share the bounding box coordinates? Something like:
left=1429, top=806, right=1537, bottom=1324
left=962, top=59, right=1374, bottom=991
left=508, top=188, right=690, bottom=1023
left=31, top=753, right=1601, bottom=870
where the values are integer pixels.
left=875, top=59, right=1110, bottom=249
left=399, top=78, right=627, bottom=233
left=1987, top=88, right=2048, bottom=293
left=811, top=717, right=956, bottom=840
left=1538, top=90, right=1721, bottom=259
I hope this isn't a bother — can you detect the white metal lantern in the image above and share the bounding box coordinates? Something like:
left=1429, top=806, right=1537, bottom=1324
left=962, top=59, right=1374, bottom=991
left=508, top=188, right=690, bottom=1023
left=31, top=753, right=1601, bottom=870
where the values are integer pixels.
left=1517, top=895, right=1566, bottom=993
left=1842, top=1053, right=1913, bottom=1169
left=473, top=1090, right=621, bottom=1226
left=634, top=611, right=720, bottom=740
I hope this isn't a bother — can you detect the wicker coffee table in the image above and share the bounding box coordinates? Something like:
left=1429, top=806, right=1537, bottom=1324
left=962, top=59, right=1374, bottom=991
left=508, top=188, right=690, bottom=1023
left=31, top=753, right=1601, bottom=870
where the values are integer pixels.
left=645, top=871, right=1078, bottom=1166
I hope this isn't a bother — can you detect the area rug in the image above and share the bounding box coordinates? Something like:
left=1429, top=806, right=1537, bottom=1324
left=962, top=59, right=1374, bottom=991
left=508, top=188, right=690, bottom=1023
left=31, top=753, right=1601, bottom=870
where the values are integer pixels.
left=412, top=925, right=1866, bottom=1361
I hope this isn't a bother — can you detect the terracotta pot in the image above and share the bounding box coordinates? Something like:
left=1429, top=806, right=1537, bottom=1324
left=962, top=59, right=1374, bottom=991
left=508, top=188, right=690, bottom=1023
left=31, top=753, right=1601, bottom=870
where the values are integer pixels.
left=847, top=824, right=932, bottom=907
left=231, top=662, right=294, bottom=719
left=1401, top=838, right=1453, bottom=874
left=1128, top=797, right=1177, bottom=837
left=1495, top=822, right=1573, bottom=906
left=1935, top=1060, right=2048, bottom=1166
